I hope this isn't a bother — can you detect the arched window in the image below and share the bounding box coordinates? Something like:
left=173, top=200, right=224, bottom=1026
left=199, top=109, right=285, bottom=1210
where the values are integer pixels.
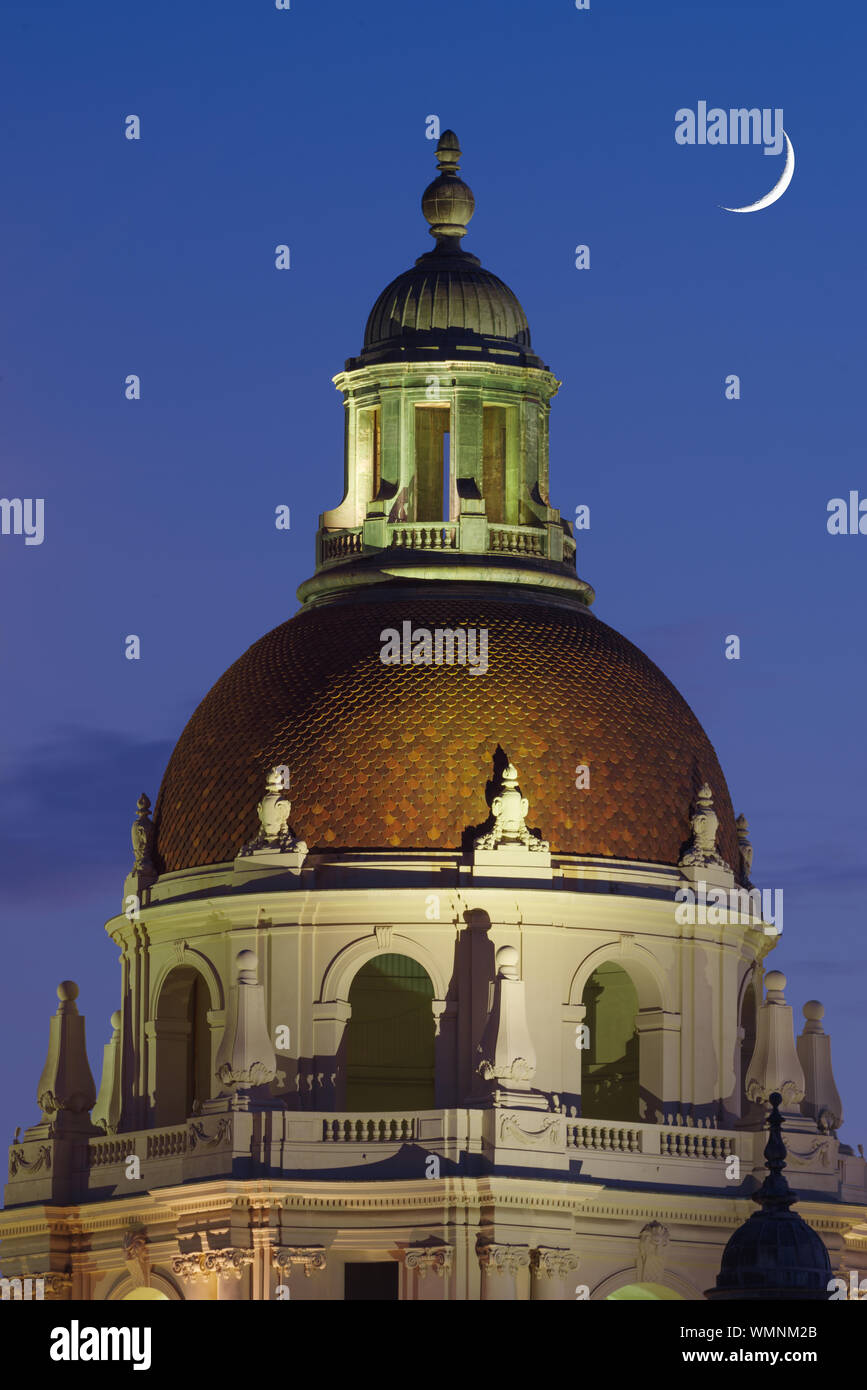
left=414, top=405, right=450, bottom=521
left=581, top=962, right=639, bottom=1121
left=152, top=968, right=211, bottom=1126
left=345, top=954, right=435, bottom=1111
left=482, top=405, right=508, bottom=523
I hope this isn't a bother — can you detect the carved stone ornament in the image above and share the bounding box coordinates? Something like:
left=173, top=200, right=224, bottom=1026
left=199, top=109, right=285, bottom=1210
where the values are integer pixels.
left=530, top=1247, right=580, bottom=1280
left=8, top=1144, right=52, bottom=1178
left=404, top=1246, right=453, bottom=1279
left=188, top=1116, right=232, bottom=1150
left=38, top=1273, right=73, bottom=1298
left=477, top=1242, right=531, bottom=1276
left=636, top=1221, right=669, bottom=1284
left=797, top=1001, right=844, bottom=1135
left=744, top=971, right=806, bottom=1111
left=679, top=783, right=726, bottom=869
left=240, top=766, right=307, bottom=856
left=172, top=1248, right=254, bottom=1283
left=736, top=813, right=754, bottom=888
left=123, top=1230, right=148, bottom=1263
left=272, top=1247, right=327, bottom=1278
left=476, top=946, right=541, bottom=1099
left=479, top=1056, right=535, bottom=1083
left=35, top=981, right=98, bottom=1131
left=474, top=762, right=549, bottom=852
left=123, top=1230, right=150, bottom=1285
left=498, top=1112, right=562, bottom=1148
left=131, top=793, right=155, bottom=873
left=214, top=951, right=277, bottom=1095
left=785, top=1138, right=833, bottom=1168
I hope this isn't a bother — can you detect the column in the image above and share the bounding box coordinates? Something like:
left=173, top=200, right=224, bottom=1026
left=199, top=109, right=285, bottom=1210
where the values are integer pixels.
left=530, top=1248, right=580, bottom=1301
left=635, top=1008, right=682, bottom=1122
left=477, top=1243, right=530, bottom=1300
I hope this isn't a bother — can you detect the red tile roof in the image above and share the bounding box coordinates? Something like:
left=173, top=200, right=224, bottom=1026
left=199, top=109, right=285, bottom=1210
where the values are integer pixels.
left=153, top=592, right=739, bottom=874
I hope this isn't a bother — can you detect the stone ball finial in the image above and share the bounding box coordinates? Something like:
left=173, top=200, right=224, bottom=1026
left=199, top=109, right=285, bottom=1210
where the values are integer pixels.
left=57, top=980, right=79, bottom=1002
left=110, top=1010, right=122, bottom=1030
left=236, top=949, right=258, bottom=983
left=765, top=970, right=787, bottom=993
left=803, top=1000, right=824, bottom=1022
left=496, top=945, right=519, bottom=979
left=422, top=129, right=475, bottom=244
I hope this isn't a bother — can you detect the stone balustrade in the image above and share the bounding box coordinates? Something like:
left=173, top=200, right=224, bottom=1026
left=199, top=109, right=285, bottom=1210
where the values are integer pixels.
left=11, top=1108, right=849, bottom=1209
left=316, top=519, right=574, bottom=568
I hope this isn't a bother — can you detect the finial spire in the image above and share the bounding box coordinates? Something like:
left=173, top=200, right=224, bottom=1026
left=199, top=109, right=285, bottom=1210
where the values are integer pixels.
left=434, top=129, right=462, bottom=172
left=754, top=1092, right=796, bottom=1212
left=474, top=760, right=549, bottom=853
left=743, top=970, right=806, bottom=1114
left=422, top=129, right=475, bottom=246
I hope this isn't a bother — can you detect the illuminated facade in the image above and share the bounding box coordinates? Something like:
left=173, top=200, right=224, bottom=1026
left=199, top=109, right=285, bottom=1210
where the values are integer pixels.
left=3, top=133, right=866, bottom=1301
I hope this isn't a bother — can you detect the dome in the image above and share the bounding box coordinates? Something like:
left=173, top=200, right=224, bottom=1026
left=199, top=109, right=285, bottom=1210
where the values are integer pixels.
left=349, top=130, right=545, bottom=369
left=714, top=1207, right=832, bottom=1296
left=153, top=590, right=739, bottom=873
left=362, top=249, right=532, bottom=357
left=709, top=1095, right=833, bottom=1300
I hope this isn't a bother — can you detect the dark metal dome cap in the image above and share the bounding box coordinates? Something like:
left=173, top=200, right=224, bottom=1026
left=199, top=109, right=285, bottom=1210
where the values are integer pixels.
left=351, top=131, right=547, bottom=370
left=707, top=1094, right=833, bottom=1301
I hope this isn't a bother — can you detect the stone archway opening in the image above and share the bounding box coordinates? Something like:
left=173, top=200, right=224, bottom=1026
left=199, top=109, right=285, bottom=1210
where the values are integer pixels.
left=345, top=954, right=435, bottom=1111
left=582, top=962, right=640, bottom=1121
left=152, top=967, right=211, bottom=1126
left=606, top=1282, right=684, bottom=1301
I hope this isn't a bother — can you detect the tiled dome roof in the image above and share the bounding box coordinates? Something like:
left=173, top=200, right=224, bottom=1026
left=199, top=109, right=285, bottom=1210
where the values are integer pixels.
left=153, top=590, right=739, bottom=874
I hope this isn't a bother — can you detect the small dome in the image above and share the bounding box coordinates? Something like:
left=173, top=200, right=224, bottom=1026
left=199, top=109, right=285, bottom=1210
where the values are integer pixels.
left=363, top=250, right=532, bottom=355
left=715, top=1208, right=832, bottom=1296
left=709, top=1095, right=833, bottom=1300
left=351, top=131, right=545, bottom=370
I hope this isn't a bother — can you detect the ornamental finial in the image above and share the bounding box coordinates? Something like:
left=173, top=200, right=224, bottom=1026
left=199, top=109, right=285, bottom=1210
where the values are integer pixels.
left=131, top=793, right=155, bottom=874
left=422, top=129, right=475, bottom=246
left=736, top=813, right=754, bottom=888
left=240, top=765, right=307, bottom=858
left=475, top=760, right=548, bottom=853
left=680, top=782, right=725, bottom=870
left=753, top=1093, right=796, bottom=1212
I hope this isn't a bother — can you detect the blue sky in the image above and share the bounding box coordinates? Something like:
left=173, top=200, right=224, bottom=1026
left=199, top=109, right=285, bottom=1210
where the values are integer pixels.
left=1, top=0, right=865, bottom=1146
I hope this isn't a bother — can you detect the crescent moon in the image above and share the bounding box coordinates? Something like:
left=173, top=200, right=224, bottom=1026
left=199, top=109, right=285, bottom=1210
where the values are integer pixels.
left=721, top=131, right=795, bottom=213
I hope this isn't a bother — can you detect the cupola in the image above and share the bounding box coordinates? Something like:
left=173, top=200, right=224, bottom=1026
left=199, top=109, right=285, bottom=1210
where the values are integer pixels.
left=299, top=131, right=592, bottom=606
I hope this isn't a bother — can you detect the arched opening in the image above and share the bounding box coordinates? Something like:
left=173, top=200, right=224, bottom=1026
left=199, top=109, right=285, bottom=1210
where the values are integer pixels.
left=606, top=1282, right=684, bottom=1301
left=345, top=954, right=435, bottom=1111
left=122, top=1288, right=170, bottom=1301
left=581, top=962, right=639, bottom=1121
left=415, top=405, right=450, bottom=522
left=482, top=405, right=507, bottom=523
left=152, top=967, right=212, bottom=1126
